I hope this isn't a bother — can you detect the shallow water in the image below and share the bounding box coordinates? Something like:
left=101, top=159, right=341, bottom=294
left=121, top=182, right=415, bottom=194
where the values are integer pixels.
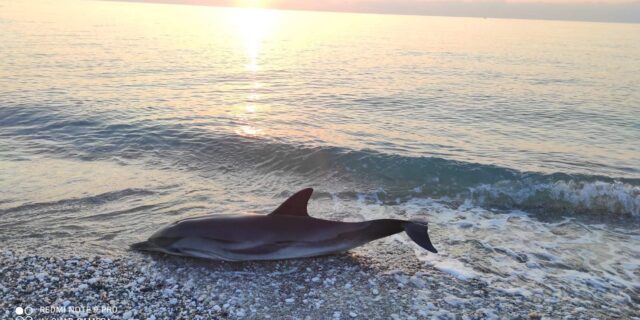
left=1, top=0, right=639, bottom=314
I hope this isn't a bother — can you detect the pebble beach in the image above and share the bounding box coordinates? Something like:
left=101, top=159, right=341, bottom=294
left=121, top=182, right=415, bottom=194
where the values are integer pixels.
left=2, top=239, right=636, bottom=320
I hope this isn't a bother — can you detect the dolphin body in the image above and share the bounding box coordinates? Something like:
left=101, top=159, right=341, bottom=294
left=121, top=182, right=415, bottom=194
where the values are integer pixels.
left=131, top=188, right=437, bottom=261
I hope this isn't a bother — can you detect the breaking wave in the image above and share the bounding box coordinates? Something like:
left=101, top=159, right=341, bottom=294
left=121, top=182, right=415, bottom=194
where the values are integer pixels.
left=2, top=105, right=638, bottom=216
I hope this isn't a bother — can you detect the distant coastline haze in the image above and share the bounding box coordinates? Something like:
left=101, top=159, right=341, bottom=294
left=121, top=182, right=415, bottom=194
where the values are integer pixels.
left=120, top=0, right=640, bottom=23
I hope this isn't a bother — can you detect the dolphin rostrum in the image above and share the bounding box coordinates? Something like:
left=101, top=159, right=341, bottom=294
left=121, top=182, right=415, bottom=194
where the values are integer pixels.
left=131, top=188, right=438, bottom=261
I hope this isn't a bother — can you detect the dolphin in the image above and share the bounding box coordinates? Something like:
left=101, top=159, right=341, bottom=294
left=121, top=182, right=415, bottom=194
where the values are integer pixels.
left=131, top=188, right=437, bottom=261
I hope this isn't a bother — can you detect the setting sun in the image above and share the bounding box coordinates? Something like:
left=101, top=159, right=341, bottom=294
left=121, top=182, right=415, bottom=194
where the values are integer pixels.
left=237, top=0, right=267, bottom=8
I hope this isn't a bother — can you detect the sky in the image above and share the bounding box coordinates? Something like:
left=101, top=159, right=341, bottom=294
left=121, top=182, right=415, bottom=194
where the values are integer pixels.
left=127, top=0, right=640, bottom=23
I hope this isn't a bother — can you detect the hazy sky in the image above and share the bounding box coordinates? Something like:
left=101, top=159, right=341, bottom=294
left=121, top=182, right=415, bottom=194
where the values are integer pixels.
left=129, top=0, right=640, bottom=23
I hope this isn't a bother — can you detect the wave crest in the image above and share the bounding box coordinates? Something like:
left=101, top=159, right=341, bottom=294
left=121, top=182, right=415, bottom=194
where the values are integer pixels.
left=469, top=180, right=639, bottom=216
left=3, top=106, right=639, bottom=216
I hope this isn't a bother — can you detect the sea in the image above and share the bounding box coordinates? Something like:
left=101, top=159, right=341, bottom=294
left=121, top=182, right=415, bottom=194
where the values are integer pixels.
left=1, top=0, right=639, bottom=312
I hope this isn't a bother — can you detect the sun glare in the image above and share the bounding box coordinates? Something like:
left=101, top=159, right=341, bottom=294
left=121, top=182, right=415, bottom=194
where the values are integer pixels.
left=224, top=5, right=280, bottom=139
left=237, top=0, right=266, bottom=8
left=227, top=8, right=279, bottom=72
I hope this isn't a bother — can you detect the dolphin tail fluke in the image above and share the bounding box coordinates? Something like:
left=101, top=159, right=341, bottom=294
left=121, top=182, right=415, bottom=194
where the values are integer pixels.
left=402, top=221, right=438, bottom=253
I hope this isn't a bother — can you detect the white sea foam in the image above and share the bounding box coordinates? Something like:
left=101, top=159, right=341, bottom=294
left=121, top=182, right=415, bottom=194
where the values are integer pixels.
left=470, top=179, right=640, bottom=216
left=385, top=197, right=640, bottom=312
left=417, top=253, right=479, bottom=281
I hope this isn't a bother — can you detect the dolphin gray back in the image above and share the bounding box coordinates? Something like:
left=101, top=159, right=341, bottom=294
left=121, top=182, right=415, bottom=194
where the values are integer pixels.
left=131, top=188, right=438, bottom=260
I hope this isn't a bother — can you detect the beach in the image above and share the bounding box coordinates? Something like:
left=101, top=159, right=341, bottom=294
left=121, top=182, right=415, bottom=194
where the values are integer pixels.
left=5, top=241, right=634, bottom=320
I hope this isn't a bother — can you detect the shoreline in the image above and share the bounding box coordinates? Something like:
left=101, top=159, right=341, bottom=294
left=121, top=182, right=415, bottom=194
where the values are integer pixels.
left=2, top=240, right=632, bottom=320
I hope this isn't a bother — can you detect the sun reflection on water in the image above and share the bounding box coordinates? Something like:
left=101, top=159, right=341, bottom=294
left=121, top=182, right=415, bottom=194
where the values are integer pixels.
left=226, top=8, right=280, bottom=137
left=227, top=8, right=279, bottom=72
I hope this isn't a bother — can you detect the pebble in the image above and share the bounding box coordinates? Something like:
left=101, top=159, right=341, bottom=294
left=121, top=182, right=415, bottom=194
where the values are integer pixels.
left=87, top=277, right=99, bottom=284
left=409, top=276, right=425, bottom=289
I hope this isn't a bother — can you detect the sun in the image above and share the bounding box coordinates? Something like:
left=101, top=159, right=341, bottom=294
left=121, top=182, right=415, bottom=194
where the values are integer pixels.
left=238, top=0, right=267, bottom=8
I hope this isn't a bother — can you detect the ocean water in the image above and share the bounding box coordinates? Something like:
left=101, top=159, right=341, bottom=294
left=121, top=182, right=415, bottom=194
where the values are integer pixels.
left=1, top=0, right=639, bottom=313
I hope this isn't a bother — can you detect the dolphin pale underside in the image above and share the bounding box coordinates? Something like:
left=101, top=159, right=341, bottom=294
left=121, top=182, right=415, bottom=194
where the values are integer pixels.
left=131, top=188, right=438, bottom=261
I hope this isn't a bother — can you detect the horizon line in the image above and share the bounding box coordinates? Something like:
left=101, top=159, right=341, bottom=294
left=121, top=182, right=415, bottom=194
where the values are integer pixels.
left=108, top=0, right=640, bottom=24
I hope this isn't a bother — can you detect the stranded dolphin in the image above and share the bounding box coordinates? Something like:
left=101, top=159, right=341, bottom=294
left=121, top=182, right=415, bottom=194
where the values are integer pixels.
left=131, top=188, right=437, bottom=261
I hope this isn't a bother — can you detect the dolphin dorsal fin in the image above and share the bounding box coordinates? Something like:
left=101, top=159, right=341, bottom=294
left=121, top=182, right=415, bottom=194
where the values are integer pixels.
left=269, top=188, right=313, bottom=217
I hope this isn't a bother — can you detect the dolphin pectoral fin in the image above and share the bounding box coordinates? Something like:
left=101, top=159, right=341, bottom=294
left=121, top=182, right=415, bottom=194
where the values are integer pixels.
left=130, top=237, right=180, bottom=252
left=403, top=221, right=438, bottom=253
left=269, top=188, right=313, bottom=217
left=130, top=241, right=155, bottom=251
